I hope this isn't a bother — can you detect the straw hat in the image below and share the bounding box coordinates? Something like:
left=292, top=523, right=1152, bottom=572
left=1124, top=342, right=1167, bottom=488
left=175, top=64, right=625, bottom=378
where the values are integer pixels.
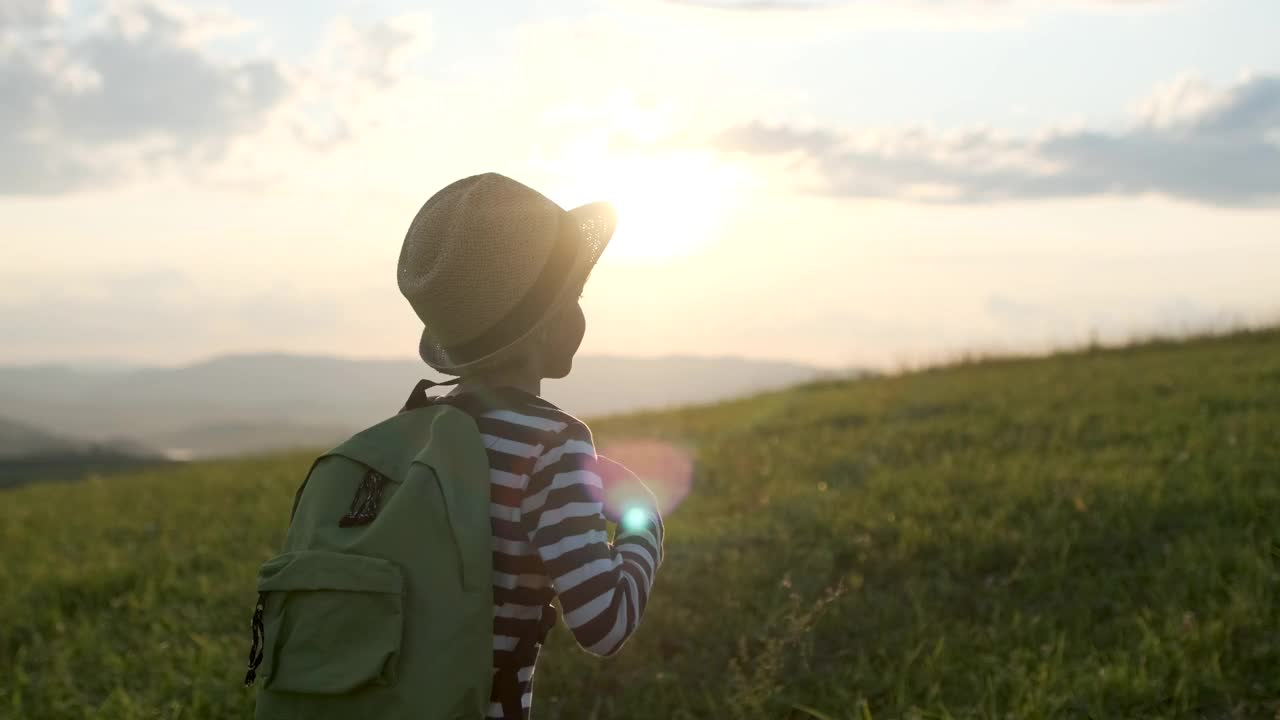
left=397, top=172, right=616, bottom=375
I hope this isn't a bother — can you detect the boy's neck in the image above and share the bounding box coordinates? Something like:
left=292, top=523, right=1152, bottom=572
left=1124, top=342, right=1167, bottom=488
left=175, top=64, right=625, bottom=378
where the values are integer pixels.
left=450, top=366, right=542, bottom=398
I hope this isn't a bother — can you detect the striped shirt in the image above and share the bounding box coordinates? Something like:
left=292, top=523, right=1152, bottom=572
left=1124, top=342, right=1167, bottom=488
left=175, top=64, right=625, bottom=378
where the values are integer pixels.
left=441, top=387, right=665, bottom=720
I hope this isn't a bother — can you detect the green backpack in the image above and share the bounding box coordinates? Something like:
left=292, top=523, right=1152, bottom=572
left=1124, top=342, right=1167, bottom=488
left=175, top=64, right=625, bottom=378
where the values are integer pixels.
left=243, top=381, right=549, bottom=719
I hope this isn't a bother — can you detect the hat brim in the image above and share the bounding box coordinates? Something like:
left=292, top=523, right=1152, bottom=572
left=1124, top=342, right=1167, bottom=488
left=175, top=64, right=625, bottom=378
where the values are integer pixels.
left=418, top=200, right=617, bottom=376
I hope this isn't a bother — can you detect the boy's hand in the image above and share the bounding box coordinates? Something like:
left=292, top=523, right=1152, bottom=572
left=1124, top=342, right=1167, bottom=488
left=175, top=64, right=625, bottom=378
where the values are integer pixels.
left=594, top=455, right=659, bottom=526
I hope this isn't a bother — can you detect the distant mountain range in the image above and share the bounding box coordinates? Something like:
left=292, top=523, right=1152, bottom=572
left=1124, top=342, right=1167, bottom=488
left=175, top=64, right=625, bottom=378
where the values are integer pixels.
left=0, top=354, right=834, bottom=459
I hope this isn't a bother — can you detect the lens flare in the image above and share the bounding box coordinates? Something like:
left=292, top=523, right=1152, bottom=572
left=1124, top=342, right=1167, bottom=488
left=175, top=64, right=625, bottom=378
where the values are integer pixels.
left=621, top=506, right=651, bottom=532
left=596, top=439, right=695, bottom=517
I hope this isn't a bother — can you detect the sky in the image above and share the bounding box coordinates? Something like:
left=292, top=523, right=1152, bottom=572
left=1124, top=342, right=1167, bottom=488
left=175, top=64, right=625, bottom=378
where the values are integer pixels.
left=2, top=0, right=1279, bottom=369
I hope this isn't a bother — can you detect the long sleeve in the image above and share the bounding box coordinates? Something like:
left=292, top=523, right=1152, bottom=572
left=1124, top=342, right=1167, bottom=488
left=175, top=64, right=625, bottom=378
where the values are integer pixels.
left=519, top=423, right=664, bottom=657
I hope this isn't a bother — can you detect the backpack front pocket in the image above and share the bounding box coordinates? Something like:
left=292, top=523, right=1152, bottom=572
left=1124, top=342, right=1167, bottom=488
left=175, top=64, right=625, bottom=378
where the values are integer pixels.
left=256, top=550, right=405, bottom=694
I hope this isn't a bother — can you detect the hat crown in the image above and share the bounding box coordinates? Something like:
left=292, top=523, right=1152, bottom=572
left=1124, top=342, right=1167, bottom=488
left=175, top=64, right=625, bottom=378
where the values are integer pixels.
left=397, top=173, right=567, bottom=351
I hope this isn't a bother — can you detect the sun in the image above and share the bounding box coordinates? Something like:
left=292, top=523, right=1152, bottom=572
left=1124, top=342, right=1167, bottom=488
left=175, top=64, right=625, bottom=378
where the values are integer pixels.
left=551, top=150, right=745, bottom=260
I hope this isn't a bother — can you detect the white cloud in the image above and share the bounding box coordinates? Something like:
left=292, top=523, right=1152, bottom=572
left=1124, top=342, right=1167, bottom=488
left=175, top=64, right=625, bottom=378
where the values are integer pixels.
left=0, top=0, right=287, bottom=193
left=660, top=0, right=843, bottom=9
left=1134, top=74, right=1229, bottom=130
left=649, top=0, right=1178, bottom=29
left=0, top=0, right=67, bottom=28
left=0, top=1, right=431, bottom=195
left=659, top=0, right=1171, bottom=10
left=715, top=73, right=1280, bottom=207
left=316, top=12, right=431, bottom=91
left=619, top=0, right=1179, bottom=40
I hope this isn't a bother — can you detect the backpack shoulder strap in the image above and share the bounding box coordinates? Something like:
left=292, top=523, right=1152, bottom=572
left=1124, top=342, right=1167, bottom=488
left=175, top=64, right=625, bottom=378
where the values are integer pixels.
left=286, top=377, right=463, bottom=521
left=401, top=377, right=462, bottom=412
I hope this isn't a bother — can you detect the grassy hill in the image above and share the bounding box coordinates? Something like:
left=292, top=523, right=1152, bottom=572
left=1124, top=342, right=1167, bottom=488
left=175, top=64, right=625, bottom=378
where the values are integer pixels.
left=2, top=330, right=1278, bottom=719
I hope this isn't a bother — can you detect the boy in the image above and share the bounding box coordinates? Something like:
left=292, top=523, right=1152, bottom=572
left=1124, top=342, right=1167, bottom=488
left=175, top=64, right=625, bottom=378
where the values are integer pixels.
left=397, top=172, right=665, bottom=719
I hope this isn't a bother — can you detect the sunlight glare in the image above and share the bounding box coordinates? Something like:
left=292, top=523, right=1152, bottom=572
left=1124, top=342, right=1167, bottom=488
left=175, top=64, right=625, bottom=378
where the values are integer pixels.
left=555, top=150, right=746, bottom=260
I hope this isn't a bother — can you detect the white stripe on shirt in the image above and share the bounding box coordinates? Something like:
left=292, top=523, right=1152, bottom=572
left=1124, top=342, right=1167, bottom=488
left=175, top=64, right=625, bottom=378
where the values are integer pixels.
left=533, top=501, right=602, bottom=531
left=482, top=409, right=569, bottom=433
left=552, top=556, right=621, bottom=593
left=521, top=470, right=602, bottom=513
left=481, top=434, right=542, bottom=458
left=536, top=529, right=609, bottom=562
left=532, top=439, right=595, bottom=473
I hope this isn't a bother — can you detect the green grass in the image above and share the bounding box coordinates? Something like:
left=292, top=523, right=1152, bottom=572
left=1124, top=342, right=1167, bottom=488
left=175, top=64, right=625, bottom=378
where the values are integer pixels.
left=3, top=330, right=1280, bottom=719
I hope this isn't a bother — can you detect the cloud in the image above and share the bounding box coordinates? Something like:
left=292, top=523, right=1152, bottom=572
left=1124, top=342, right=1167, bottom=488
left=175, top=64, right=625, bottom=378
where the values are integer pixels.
left=0, top=0, right=287, bottom=193
left=0, top=1, right=430, bottom=195
left=714, top=74, right=1280, bottom=207
left=275, top=11, right=430, bottom=150
left=660, top=0, right=1169, bottom=10
left=316, top=13, right=431, bottom=91
left=662, top=0, right=844, bottom=9
left=0, top=0, right=66, bottom=28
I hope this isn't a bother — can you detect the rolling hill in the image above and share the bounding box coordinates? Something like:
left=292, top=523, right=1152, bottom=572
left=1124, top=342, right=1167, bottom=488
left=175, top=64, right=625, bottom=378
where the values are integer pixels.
left=0, top=354, right=827, bottom=458
left=0, top=416, right=78, bottom=458
left=0, top=416, right=164, bottom=489
left=1, top=330, right=1277, bottom=718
